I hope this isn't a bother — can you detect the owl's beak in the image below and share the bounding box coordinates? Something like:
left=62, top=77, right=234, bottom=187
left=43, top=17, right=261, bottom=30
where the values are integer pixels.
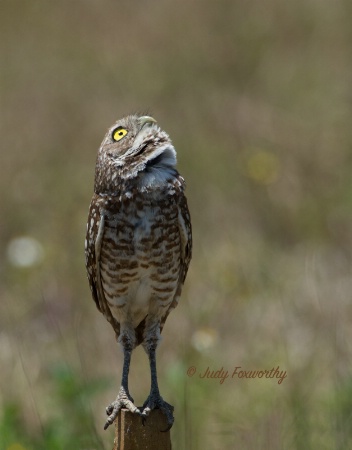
left=138, top=116, right=157, bottom=129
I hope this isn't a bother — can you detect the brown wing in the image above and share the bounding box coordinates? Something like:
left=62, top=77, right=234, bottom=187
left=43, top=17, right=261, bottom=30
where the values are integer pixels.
left=177, top=192, right=192, bottom=284
left=160, top=192, right=192, bottom=332
left=85, top=196, right=120, bottom=336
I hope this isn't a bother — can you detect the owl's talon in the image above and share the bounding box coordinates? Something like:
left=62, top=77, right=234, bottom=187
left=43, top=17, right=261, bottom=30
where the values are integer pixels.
left=141, top=393, right=174, bottom=431
left=160, top=422, right=173, bottom=433
left=141, top=407, right=151, bottom=418
left=104, top=387, right=140, bottom=430
left=106, top=404, right=114, bottom=415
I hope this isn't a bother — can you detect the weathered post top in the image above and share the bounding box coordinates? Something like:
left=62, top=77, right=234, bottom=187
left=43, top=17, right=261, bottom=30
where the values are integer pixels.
left=113, top=409, right=172, bottom=450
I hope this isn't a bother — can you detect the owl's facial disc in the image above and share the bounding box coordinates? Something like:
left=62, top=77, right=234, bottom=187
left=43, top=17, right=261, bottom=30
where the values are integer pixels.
left=103, top=115, right=176, bottom=182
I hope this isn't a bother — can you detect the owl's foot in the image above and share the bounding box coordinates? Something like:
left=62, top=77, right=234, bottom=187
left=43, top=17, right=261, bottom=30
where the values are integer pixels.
left=104, top=386, right=140, bottom=430
left=141, top=392, right=174, bottom=432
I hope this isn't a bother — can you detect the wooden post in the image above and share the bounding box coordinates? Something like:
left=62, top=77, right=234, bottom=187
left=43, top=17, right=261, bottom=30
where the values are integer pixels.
left=113, top=409, right=172, bottom=450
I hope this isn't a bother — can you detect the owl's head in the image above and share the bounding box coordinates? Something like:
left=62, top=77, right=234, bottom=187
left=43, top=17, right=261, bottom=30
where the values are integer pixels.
left=95, top=115, right=178, bottom=194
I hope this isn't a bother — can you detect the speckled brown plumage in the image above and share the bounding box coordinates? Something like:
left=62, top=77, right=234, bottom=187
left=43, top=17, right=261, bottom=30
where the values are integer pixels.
left=85, top=115, right=192, bottom=430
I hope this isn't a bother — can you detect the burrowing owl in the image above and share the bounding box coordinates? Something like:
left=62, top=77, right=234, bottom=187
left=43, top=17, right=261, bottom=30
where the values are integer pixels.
left=85, top=115, right=192, bottom=430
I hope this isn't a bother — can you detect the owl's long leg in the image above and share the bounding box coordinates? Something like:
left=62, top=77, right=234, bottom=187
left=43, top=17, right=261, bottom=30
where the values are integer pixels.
left=104, top=336, right=140, bottom=430
left=141, top=334, right=174, bottom=431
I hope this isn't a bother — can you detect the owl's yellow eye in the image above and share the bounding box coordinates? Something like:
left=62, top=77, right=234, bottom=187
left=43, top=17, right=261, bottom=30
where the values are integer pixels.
left=112, top=127, right=128, bottom=142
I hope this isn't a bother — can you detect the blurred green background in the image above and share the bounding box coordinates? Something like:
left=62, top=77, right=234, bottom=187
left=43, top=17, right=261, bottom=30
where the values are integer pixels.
left=1, top=0, right=352, bottom=449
